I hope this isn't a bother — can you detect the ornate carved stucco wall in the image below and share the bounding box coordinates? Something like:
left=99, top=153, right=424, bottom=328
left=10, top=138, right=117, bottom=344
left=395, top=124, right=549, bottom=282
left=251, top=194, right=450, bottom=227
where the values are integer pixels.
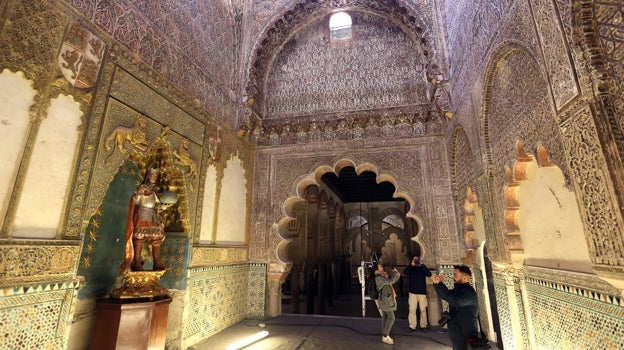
left=2, top=0, right=624, bottom=349
left=243, top=0, right=447, bottom=125
left=264, top=12, right=428, bottom=119
left=0, top=1, right=257, bottom=350
left=249, top=135, right=461, bottom=273
left=447, top=0, right=624, bottom=348
left=62, top=0, right=242, bottom=128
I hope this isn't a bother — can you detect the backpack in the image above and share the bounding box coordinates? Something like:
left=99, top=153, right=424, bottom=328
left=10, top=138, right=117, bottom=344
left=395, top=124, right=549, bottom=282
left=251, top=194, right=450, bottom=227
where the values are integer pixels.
left=367, top=276, right=379, bottom=300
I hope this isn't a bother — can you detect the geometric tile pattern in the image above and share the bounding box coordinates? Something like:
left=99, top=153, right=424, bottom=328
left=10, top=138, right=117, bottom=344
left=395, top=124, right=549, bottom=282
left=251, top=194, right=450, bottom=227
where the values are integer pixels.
left=183, top=263, right=266, bottom=349
left=0, top=241, right=80, bottom=286
left=471, top=267, right=493, bottom=338
left=526, top=277, right=624, bottom=350
left=491, top=269, right=624, bottom=350
left=492, top=272, right=515, bottom=349
left=0, top=280, right=79, bottom=350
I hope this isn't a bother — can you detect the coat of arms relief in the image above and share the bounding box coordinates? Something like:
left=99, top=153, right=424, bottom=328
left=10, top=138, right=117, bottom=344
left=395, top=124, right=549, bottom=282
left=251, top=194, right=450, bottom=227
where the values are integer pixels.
left=58, top=22, right=106, bottom=89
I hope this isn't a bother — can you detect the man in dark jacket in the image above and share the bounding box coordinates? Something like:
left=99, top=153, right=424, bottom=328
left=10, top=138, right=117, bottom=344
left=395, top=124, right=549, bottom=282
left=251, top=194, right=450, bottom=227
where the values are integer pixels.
left=403, top=255, right=432, bottom=331
left=432, top=265, right=479, bottom=350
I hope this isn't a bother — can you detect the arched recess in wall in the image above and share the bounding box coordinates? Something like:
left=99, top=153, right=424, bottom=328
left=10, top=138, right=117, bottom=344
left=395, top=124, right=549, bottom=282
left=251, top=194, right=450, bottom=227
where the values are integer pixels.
left=480, top=40, right=558, bottom=261
left=505, top=141, right=592, bottom=272
left=274, top=158, right=425, bottom=264
left=0, top=69, right=37, bottom=235
left=450, top=125, right=483, bottom=262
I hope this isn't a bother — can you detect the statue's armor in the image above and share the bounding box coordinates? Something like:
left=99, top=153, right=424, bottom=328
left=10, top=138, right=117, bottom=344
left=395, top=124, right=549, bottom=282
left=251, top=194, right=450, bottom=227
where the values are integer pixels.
left=132, top=184, right=165, bottom=240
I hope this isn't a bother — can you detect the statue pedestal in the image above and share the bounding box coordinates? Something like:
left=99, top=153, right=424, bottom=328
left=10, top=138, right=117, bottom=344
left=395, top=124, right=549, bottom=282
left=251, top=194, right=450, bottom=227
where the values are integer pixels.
left=91, top=296, right=172, bottom=350
left=110, top=270, right=169, bottom=300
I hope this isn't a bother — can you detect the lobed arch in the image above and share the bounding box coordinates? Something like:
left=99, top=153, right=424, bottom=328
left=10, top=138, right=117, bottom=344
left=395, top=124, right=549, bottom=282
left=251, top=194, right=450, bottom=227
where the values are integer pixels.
left=502, top=140, right=554, bottom=256
left=463, top=186, right=480, bottom=250
left=503, top=140, right=592, bottom=271
left=276, top=158, right=425, bottom=263
left=503, top=140, right=533, bottom=256
left=462, top=185, right=487, bottom=265
left=243, top=0, right=443, bottom=113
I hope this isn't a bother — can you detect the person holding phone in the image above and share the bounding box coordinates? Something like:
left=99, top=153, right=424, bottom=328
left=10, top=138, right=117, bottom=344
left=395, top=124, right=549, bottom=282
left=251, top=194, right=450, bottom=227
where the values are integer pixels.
left=432, top=265, right=479, bottom=350
left=375, top=261, right=401, bottom=345
left=404, top=255, right=432, bottom=331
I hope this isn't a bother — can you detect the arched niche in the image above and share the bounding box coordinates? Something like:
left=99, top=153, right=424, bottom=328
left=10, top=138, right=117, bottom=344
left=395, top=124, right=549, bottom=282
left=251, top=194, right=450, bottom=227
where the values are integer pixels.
left=504, top=141, right=592, bottom=272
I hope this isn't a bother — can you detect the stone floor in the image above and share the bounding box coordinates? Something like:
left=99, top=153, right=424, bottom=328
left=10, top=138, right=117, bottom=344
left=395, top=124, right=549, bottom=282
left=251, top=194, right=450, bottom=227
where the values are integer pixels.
left=192, top=283, right=499, bottom=350
left=192, top=314, right=455, bottom=350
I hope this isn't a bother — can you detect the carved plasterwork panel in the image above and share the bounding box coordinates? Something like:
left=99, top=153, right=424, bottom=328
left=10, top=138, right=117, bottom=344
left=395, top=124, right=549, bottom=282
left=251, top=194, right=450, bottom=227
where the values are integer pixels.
left=264, top=12, right=428, bottom=119
left=0, top=240, right=81, bottom=285
left=574, top=0, right=624, bottom=126
left=249, top=136, right=458, bottom=266
left=526, top=265, right=620, bottom=295
left=190, top=247, right=248, bottom=267
left=530, top=0, right=579, bottom=110
left=445, top=0, right=512, bottom=102
left=248, top=112, right=442, bottom=146
left=595, top=1, right=624, bottom=125
left=245, top=0, right=445, bottom=113
left=251, top=0, right=438, bottom=42
left=450, top=126, right=483, bottom=260
left=0, top=1, right=68, bottom=92
left=482, top=45, right=567, bottom=261
left=560, top=106, right=624, bottom=269
left=64, top=0, right=239, bottom=128
left=451, top=126, right=479, bottom=198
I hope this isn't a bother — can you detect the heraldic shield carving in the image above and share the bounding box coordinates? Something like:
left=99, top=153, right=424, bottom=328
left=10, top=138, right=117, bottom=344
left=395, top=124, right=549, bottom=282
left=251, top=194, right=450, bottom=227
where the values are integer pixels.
left=58, top=22, right=106, bottom=89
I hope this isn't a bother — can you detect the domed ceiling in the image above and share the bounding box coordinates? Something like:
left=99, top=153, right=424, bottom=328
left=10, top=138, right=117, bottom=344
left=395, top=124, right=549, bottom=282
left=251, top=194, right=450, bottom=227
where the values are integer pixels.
left=244, top=0, right=449, bottom=127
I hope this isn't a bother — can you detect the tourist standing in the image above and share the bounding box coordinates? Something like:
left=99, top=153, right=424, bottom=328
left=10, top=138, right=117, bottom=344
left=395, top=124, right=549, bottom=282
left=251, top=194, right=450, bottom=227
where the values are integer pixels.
left=404, top=255, right=432, bottom=331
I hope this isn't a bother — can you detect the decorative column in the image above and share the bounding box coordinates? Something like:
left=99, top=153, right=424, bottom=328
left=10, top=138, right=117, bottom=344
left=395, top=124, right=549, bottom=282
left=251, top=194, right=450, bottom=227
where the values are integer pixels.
left=503, top=268, right=526, bottom=349
left=426, top=276, right=441, bottom=326
left=518, top=269, right=537, bottom=350
left=267, top=263, right=291, bottom=317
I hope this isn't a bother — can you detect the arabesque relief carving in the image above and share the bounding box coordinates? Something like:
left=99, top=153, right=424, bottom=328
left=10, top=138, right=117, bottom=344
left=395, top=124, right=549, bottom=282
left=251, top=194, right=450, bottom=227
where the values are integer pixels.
left=247, top=112, right=441, bottom=146
left=246, top=0, right=445, bottom=114
left=174, top=139, right=199, bottom=191
left=0, top=242, right=81, bottom=284
left=530, top=0, right=579, bottom=110
left=560, top=106, right=624, bottom=269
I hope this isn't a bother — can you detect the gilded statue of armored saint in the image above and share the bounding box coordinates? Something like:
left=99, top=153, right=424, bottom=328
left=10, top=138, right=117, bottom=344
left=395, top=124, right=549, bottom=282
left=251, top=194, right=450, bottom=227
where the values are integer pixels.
left=120, top=162, right=177, bottom=272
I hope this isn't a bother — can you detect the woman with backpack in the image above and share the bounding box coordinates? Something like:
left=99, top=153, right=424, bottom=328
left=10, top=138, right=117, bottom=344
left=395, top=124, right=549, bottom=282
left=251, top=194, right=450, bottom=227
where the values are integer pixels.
left=374, top=262, right=401, bottom=345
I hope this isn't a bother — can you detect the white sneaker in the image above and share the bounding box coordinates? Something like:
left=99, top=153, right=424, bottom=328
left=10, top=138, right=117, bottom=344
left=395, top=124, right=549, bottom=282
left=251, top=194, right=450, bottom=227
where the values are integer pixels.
left=382, top=336, right=394, bottom=345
